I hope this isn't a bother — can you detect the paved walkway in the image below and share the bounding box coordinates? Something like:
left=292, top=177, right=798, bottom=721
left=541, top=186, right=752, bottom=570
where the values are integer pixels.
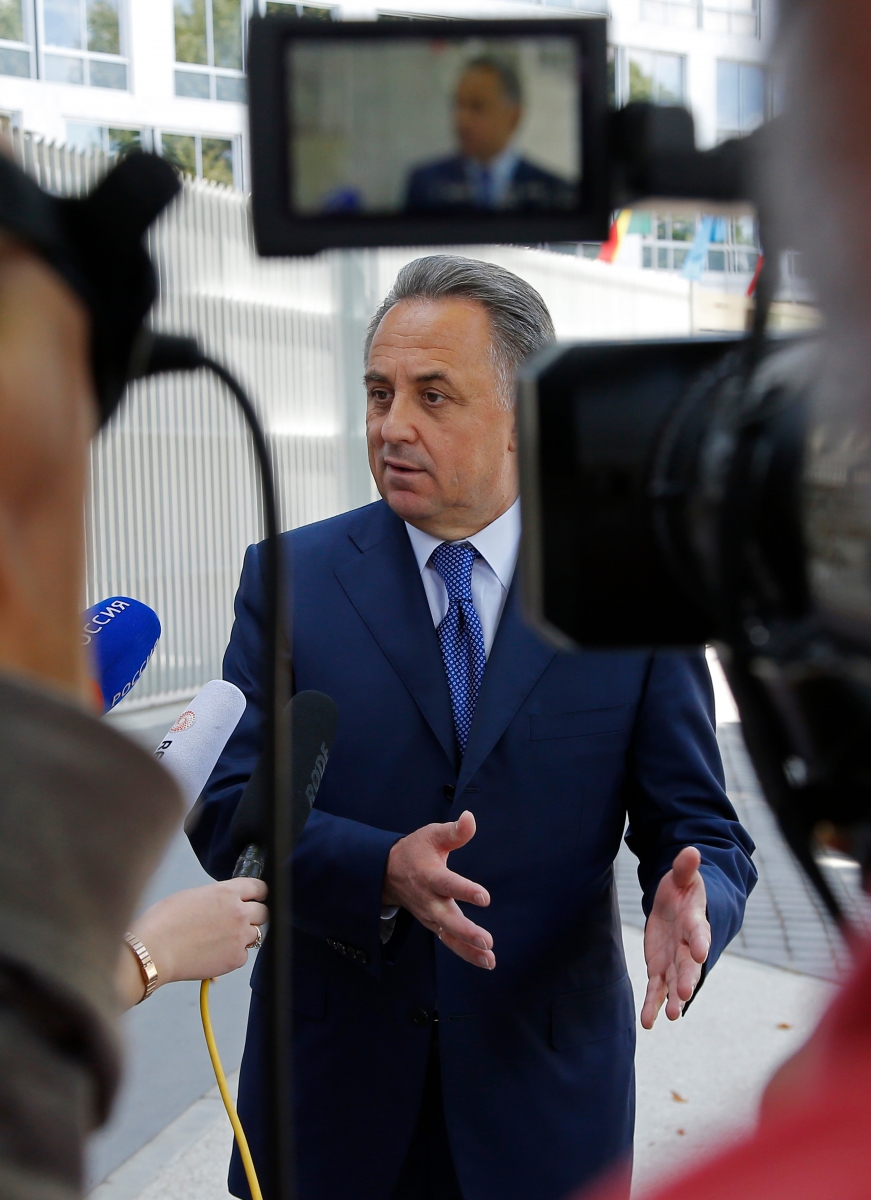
left=615, top=719, right=871, bottom=982
left=91, top=927, right=833, bottom=1200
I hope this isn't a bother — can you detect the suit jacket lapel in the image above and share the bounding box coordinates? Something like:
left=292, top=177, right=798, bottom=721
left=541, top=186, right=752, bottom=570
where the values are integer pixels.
left=334, top=504, right=457, bottom=768
left=456, top=584, right=557, bottom=795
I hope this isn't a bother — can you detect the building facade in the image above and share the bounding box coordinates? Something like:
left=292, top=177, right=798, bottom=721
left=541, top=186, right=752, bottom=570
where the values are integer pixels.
left=0, top=0, right=776, bottom=284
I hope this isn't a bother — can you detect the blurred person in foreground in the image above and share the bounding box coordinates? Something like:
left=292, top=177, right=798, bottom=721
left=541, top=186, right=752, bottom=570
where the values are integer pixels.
left=582, top=3, right=871, bottom=1199
left=0, top=179, right=266, bottom=1197
left=405, top=56, right=576, bottom=213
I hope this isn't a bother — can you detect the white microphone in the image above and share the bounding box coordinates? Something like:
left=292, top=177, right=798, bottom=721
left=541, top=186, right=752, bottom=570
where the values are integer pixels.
left=154, top=679, right=246, bottom=808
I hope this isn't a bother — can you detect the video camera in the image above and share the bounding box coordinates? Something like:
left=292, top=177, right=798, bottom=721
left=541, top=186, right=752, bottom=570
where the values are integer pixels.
left=243, top=12, right=871, bottom=917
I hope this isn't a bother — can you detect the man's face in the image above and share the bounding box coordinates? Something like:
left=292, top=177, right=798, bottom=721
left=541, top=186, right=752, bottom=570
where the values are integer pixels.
left=453, top=67, right=521, bottom=164
left=365, top=298, right=518, bottom=540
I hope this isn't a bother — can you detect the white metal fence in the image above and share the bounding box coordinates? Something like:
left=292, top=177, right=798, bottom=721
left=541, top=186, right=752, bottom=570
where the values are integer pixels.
left=12, top=131, right=695, bottom=712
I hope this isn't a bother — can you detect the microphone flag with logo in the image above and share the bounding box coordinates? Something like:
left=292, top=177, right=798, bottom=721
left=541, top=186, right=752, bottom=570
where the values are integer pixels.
left=154, top=679, right=247, bottom=809
left=82, top=596, right=161, bottom=713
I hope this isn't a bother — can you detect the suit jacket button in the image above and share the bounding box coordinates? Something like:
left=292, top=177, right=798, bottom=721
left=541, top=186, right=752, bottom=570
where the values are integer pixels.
left=442, top=784, right=455, bottom=802
left=411, top=1008, right=430, bottom=1027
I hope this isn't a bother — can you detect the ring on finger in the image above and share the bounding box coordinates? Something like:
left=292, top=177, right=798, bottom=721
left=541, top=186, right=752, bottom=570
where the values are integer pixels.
left=247, top=926, right=263, bottom=951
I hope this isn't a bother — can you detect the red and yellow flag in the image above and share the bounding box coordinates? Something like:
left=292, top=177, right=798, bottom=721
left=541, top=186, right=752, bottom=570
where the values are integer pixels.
left=597, top=209, right=633, bottom=264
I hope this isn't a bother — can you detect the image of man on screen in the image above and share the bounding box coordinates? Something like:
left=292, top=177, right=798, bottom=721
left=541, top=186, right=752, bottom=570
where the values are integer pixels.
left=404, top=56, right=576, bottom=212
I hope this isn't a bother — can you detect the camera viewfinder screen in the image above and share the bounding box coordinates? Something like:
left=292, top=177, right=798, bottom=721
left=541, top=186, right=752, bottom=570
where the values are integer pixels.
left=287, top=35, right=582, bottom=217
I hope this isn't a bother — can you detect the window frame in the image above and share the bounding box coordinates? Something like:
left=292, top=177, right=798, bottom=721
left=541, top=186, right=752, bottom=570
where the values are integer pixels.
left=612, top=45, right=687, bottom=108
left=36, top=0, right=129, bottom=90
left=702, top=0, right=760, bottom=38
left=716, top=57, right=769, bottom=142
left=173, top=0, right=248, bottom=103
left=639, top=0, right=701, bottom=31
left=639, top=209, right=761, bottom=281
left=154, top=127, right=242, bottom=188
left=0, top=0, right=36, bottom=79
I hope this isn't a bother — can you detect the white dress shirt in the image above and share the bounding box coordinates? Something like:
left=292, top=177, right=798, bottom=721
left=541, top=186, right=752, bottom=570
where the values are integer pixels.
left=404, top=497, right=521, bottom=657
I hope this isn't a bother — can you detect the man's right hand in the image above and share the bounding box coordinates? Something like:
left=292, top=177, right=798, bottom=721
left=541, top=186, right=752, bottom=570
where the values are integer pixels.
left=382, top=810, right=495, bottom=969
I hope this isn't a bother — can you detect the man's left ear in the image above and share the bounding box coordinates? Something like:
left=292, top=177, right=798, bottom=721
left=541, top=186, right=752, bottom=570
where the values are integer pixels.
left=508, top=413, right=518, bottom=453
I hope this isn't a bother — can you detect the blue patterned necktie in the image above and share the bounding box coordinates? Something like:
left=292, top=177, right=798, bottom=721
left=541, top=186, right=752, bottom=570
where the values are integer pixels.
left=431, top=542, right=487, bottom=756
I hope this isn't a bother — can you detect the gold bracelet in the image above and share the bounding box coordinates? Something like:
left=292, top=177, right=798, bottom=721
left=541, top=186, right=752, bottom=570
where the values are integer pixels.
left=124, top=932, right=159, bottom=1003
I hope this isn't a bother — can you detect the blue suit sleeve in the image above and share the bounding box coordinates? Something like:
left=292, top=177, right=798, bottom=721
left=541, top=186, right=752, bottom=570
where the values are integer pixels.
left=623, top=650, right=757, bottom=975
left=187, top=541, right=402, bottom=977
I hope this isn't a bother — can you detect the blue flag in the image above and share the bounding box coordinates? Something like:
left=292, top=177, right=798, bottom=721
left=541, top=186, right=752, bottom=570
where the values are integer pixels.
left=681, top=216, right=715, bottom=282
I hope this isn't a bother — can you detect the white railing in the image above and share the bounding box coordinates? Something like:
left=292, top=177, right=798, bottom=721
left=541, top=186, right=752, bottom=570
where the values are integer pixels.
left=11, top=130, right=694, bottom=711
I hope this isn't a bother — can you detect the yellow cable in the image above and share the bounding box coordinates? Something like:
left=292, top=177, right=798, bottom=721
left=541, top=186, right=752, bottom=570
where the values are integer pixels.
left=200, top=978, right=264, bottom=1200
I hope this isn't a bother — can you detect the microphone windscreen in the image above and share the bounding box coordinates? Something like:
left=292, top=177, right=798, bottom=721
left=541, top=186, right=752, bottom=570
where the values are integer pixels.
left=83, top=596, right=161, bottom=713
left=154, top=679, right=247, bottom=808
left=230, top=690, right=338, bottom=856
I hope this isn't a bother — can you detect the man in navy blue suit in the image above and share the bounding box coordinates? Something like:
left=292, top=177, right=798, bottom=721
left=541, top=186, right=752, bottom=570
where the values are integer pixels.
left=404, top=57, right=576, bottom=212
left=190, top=255, right=756, bottom=1200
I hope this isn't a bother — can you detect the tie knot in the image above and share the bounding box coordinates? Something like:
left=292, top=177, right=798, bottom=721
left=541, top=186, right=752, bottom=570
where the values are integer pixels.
left=431, top=541, right=477, bottom=602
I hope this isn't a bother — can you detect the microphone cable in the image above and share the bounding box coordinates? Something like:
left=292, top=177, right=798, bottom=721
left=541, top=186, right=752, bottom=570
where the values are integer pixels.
left=200, top=978, right=263, bottom=1200
left=131, top=332, right=294, bottom=1200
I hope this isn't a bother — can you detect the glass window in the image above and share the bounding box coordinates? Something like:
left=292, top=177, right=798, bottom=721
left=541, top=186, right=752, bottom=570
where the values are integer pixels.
left=627, top=49, right=685, bottom=106
left=703, top=0, right=759, bottom=37
left=174, top=0, right=245, bottom=100
left=264, top=1, right=336, bottom=15
left=0, top=0, right=22, bottom=40
left=0, top=0, right=32, bottom=78
left=45, top=52, right=83, bottom=81
left=640, top=0, right=699, bottom=29
left=66, top=121, right=142, bottom=156
left=175, top=0, right=207, bottom=64
left=0, top=45, right=29, bottom=73
left=640, top=209, right=760, bottom=281
left=213, top=0, right=241, bottom=67
left=202, top=135, right=233, bottom=183
left=717, top=61, right=767, bottom=139
left=40, top=0, right=126, bottom=89
left=160, top=130, right=239, bottom=187
left=175, top=68, right=210, bottom=97
left=44, top=0, right=81, bottom=48
left=215, top=73, right=245, bottom=101
left=87, top=0, right=119, bottom=54
left=162, top=132, right=198, bottom=176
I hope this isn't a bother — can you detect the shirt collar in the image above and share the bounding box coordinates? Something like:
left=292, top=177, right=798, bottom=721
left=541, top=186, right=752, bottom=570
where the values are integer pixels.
left=404, top=497, right=521, bottom=592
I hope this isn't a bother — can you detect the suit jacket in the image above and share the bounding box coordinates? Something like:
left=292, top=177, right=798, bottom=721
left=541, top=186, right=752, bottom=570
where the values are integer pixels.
left=404, top=154, right=577, bottom=212
left=190, top=500, right=756, bottom=1200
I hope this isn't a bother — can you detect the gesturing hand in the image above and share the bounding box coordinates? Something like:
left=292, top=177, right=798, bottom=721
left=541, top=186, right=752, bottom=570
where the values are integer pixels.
left=641, top=846, right=710, bottom=1029
left=382, top=810, right=495, bottom=970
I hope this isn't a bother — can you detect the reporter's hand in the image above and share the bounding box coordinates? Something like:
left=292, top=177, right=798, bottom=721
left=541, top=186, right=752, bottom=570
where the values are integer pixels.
left=382, top=810, right=495, bottom=969
left=117, top=878, right=269, bottom=1008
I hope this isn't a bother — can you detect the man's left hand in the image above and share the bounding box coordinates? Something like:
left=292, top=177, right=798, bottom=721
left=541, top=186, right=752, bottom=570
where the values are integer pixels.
left=641, top=846, right=710, bottom=1029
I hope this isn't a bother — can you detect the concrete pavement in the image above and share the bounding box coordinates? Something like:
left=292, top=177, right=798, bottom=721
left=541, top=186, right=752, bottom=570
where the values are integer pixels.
left=90, top=925, right=833, bottom=1199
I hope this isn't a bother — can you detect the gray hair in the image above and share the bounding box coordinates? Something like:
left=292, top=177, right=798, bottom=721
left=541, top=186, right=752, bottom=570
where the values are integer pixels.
left=363, top=255, right=555, bottom=408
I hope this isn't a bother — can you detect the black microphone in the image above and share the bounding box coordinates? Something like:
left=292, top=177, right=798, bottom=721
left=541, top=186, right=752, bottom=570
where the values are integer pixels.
left=231, top=690, right=338, bottom=880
